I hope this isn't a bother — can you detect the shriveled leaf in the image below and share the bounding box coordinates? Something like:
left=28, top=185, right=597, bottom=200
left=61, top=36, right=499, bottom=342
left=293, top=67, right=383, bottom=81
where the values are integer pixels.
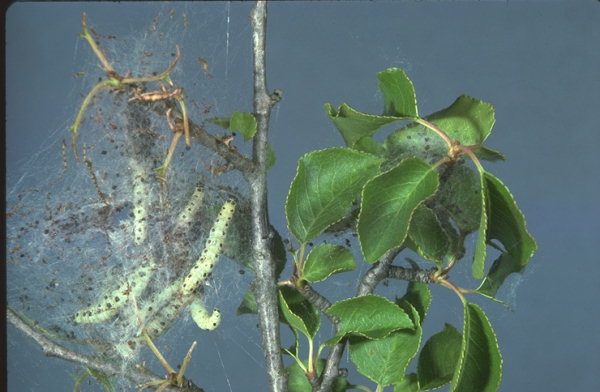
left=407, top=204, right=450, bottom=264
left=348, top=304, right=422, bottom=387
left=302, top=244, right=356, bottom=283
left=451, top=303, right=502, bottom=392
left=418, top=323, right=462, bottom=390
left=286, top=148, right=383, bottom=243
left=279, top=286, right=320, bottom=339
left=358, top=158, right=439, bottom=263
left=325, top=103, right=400, bottom=148
left=377, top=67, right=418, bottom=117
left=325, top=294, right=413, bottom=345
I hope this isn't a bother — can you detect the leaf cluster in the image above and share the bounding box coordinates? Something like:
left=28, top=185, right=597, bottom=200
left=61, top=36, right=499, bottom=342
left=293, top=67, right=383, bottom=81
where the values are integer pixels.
left=276, top=68, right=537, bottom=391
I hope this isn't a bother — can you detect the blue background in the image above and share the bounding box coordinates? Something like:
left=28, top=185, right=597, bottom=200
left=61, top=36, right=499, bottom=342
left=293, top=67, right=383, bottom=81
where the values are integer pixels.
left=6, top=1, right=600, bottom=391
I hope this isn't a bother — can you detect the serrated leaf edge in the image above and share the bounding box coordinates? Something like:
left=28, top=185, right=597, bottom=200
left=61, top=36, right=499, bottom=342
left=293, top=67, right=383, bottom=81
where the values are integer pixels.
left=357, top=157, right=439, bottom=263
left=451, top=303, right=503, bottom=392
left=285, top=147, right=382, bottom=243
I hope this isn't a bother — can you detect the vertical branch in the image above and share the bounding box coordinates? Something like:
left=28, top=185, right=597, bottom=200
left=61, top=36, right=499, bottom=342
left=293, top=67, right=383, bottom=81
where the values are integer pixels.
left=249, top=2, right=286, bottom=392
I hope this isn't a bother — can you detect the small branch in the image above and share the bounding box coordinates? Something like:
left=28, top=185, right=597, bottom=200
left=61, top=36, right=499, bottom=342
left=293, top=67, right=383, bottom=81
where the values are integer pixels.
left=81, top=13, right=115, bottom=74
left=140, top=99, right=255, bottom=173
left=7, top=308, right=204, bottom=392
left=317, top=248, right=402, bottom=392
left=249, top=2, right=286, bottom=392
left=298, top=285, right=338, bottom=324
left=387, top=265, right=436, bottom=283
left=357, top=247, right=403, bottom=295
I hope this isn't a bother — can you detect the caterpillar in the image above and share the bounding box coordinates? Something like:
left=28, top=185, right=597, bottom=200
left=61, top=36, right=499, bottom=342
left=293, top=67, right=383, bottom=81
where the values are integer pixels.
left=141, top=291, right=193, bottom=339
left=180, top=198, right=236, bottom=296
left=116, top=290, right=194, bottom=357
left=73, top=262, right=155, bottom=324
left=137, top=279, right=182, bottom=324
left=190, top=297, right=221, bottom=331
left=131, top=160, right=150, bottom=245
left=175, top=186, right=205, bottom=230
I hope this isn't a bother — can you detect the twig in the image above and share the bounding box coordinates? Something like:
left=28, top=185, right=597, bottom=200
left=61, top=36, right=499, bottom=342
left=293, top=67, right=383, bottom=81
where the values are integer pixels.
left=248, top=2, right=286, bottom=392
left=298, top=285, right=337, bottom=324
left=137, top=99, right=255, bottom=173
left=6, top=307, right=204, bottom=392
left=387, top=265, right=435, bottom=283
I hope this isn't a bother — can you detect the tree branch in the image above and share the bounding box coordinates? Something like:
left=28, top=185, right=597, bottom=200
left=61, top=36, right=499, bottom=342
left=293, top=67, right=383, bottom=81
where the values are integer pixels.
left=387, top=265, right=435, bottom=283
left=248, top=2, right=286, bottom=392
left=6, top=308, right=204, bottom=392
left=298, top=285, right=338, bottom=324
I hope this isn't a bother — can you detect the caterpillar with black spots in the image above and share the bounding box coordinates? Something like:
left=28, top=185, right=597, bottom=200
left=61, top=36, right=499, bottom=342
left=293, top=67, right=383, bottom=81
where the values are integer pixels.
left=73, top=262, right=155, bottom=324
left=180, top=198, right=236, bottom=296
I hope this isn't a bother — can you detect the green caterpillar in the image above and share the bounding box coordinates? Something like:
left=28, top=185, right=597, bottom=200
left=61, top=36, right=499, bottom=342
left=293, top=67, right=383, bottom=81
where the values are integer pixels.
left=175, top=186, right=205, bottom=230
left=131, top=160, right=150, bottom=245
left=190, top=297, right=221, bottom=331
left=73, top=262, right=155, bottom=324
left=180, top=198, right=236, bottom=296
left=77, top=198, right=236, bottom=358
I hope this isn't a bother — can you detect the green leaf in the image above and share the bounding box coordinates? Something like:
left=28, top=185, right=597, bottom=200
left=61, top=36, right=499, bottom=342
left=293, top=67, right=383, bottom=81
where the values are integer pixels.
left=418, top=323, right=462, bottom=390
left=286, top=148, right=383, bottom=243
left=325, top=294, right=413, bottom=345
left=383, top=122, right=449, bottom=167
left=353, top=136, right=385, bottom=156
left=474, top=146, right=506, bottom=162
left=325, top=103, right=400, bottom=148
left=301, top=244, right=356, bottom=283
left=451, top=303, right=502, bottom=392
left=206, top=116, right=230, bottom=129
left=427, top=95, right=495, bottom=145
left=271, top=227, right=288, bottom=279
left=377, top=67, right=418, bottom=117
left=287, top=360, right=350, bottom=392
left=477, top=172, right=537, bottom=296
left=435, top=164, right=483, bottom=234
left=266, top=142, right=276, bottom=169
left=230, top=111, right=257, bottom=141
left=406, top=204, right=450, bottom=264
left=399, top=282, right=432, bottom=325
left=472, top=172, right=489, bottom=279
left=278, top=287, right=320, bottom=339
left=236, top=288, right=257, bottom=315
left=394, top=373, right=420, bottom=392
left=472, top=170, right=537, bottom=282
left=348, top=304, right=422, bottom=387
left=358, top=158, right=439, bottom=263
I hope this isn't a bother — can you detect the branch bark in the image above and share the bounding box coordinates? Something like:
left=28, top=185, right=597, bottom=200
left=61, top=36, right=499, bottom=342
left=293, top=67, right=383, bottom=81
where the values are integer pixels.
left=6, top=308, right=204, bottom=392
left=248, top=2, right=286, bottom=391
